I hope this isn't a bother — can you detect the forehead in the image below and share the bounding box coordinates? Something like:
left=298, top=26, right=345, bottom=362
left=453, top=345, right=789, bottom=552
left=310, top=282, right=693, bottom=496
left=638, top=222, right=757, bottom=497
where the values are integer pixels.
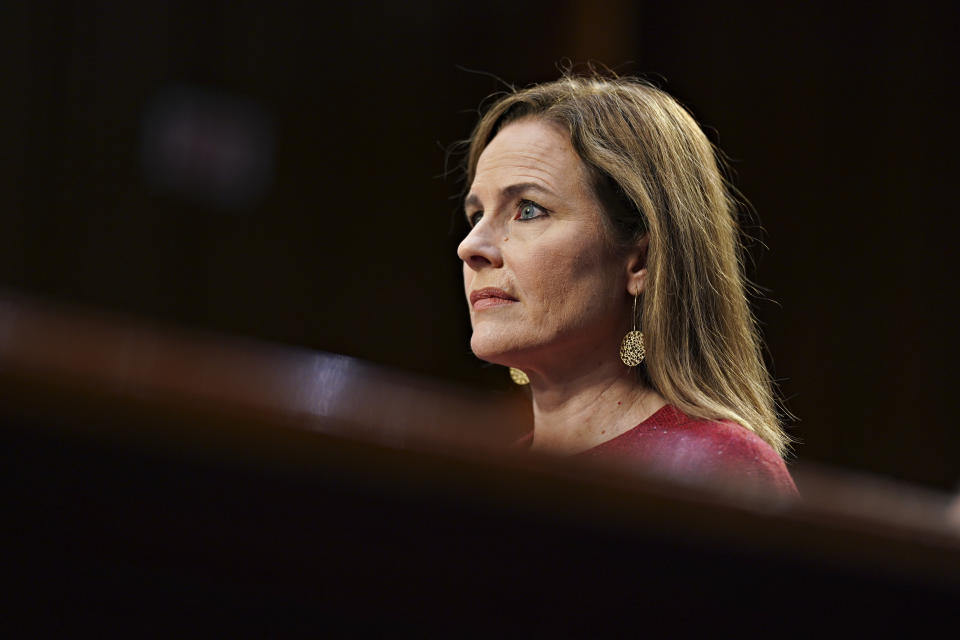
left=472, top=118, right=589, bottom=192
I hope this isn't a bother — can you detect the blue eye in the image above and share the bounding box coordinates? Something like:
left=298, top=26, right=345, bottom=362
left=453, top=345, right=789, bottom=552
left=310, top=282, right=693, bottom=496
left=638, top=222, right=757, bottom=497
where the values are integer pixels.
left=517, top=200, right=547, bottom=221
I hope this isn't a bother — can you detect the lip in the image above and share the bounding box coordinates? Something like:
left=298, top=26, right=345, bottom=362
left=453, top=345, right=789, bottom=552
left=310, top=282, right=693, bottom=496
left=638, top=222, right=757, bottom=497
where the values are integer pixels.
left=469, top=287, right=518, bottom=310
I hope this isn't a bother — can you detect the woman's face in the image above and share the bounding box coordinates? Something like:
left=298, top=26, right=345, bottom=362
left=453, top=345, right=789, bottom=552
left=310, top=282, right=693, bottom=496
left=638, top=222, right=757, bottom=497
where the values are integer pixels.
left=458, top=118, right=635, bottom=375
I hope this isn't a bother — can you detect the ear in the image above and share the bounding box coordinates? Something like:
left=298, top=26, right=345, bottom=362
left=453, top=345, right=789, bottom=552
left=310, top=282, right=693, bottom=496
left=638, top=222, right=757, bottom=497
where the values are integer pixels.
left=624, top=233, right=649, bottom=297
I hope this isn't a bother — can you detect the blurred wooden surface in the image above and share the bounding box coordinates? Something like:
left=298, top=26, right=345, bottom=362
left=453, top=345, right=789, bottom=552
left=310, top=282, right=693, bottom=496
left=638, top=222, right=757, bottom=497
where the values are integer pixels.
left=0, top=289, right=532, bottom=453
left=2, top=291, right=958, bottom=633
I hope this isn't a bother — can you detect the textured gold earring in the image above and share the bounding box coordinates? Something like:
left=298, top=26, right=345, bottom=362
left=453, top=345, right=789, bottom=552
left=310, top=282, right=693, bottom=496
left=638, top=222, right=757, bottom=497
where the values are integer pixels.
left=509, top=367, right=530, bottom=385
left=619, top=289, right=646, bottom=366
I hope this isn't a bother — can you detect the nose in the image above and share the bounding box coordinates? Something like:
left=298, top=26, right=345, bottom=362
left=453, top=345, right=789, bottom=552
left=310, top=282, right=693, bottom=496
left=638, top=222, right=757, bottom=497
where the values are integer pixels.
left=457, top=221, right=503, bottom=271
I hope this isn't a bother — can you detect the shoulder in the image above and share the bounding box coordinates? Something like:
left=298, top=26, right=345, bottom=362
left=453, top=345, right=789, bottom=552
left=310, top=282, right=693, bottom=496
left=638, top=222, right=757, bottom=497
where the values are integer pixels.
left=582, top=405, right=798, bottom=498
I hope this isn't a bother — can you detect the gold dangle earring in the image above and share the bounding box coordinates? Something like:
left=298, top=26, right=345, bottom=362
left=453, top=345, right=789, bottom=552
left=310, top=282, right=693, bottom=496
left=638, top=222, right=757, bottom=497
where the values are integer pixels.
left=619, top=289, right=646, bottom=367
left=509, top=367, right=530, bottom=385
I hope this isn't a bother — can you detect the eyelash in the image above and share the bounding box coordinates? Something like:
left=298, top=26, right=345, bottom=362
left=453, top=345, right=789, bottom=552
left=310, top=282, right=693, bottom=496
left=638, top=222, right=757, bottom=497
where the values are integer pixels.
left=466, top=199, right=549, bottom=228
left=515, top=199, right=548, bottom=222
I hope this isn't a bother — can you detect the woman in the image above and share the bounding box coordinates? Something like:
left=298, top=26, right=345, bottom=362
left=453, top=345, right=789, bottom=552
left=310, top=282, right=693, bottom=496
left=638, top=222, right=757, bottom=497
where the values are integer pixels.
left=457, top=74, right=797, bottom=497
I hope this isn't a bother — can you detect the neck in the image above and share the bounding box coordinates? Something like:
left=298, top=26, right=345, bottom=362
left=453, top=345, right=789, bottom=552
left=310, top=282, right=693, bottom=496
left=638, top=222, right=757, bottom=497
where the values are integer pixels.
left=526, top=359, right=666, bottom=456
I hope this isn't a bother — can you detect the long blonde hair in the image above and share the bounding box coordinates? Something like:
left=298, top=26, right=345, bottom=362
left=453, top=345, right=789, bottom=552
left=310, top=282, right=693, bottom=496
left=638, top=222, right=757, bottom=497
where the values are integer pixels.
left=464, top=74, right=791, bottom=457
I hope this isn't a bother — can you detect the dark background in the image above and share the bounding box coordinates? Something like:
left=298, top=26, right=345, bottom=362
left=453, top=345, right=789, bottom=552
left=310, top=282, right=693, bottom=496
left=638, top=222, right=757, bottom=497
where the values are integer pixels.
left=1, top=1, right=956, bottom=489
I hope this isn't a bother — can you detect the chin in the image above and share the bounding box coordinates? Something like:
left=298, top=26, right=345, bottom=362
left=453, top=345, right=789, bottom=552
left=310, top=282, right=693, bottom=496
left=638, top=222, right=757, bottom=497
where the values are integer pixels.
left=469, top=339, right=508, bottom=365
left=469, top=327, right=539, bottom=368
left=469, top=333, right=520, bottom=366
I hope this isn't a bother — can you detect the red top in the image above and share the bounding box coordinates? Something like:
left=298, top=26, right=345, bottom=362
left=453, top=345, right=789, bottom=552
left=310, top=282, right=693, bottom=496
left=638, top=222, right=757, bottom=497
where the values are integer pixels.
left=520, top=404, right=798, bottom=498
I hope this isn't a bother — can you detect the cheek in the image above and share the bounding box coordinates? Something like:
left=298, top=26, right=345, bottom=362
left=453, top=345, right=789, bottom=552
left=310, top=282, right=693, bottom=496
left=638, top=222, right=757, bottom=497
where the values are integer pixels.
left=520, top=248, right=566, bottom=298
left=518, top=235, right=620, bottom=324
left=522, top=237, right=601, bottom=296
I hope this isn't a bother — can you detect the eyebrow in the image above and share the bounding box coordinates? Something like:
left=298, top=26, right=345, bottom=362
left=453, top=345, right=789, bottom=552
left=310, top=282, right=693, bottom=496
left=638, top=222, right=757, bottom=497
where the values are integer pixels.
left=464, top=182, right=559, bottom=212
